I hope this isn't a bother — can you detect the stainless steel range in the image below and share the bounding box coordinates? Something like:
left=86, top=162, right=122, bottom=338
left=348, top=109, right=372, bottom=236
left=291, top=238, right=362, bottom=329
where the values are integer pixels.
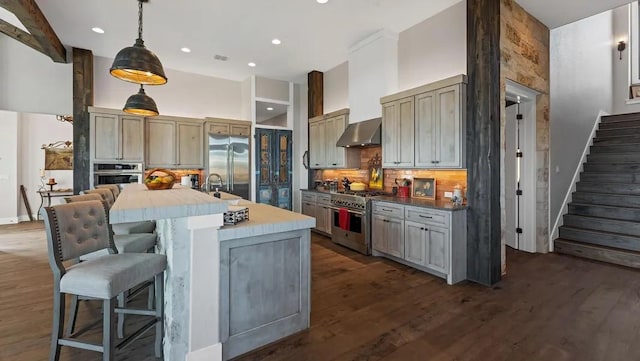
left=330, top=191, right=386, bottom=255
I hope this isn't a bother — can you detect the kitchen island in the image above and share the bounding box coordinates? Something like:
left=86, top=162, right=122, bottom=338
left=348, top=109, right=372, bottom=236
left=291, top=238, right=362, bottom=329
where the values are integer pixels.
left=110, top=185, right=314, bottom=361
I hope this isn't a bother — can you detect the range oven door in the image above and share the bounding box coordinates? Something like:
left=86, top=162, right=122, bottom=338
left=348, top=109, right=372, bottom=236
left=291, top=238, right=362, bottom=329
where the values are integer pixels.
left=330, top=208, right=369, bottom=255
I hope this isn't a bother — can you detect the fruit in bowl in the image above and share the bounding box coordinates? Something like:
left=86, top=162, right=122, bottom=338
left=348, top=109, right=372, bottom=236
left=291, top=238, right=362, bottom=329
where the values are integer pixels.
left=144, top=169, right=176, bottom=190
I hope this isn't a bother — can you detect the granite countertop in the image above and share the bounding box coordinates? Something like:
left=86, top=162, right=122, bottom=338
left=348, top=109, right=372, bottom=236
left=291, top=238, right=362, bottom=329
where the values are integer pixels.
left=373, top=196, right=467, bottom=212
left=110, top=184, right=228, bottom=224
left=218, top=201, right=316, bottom=241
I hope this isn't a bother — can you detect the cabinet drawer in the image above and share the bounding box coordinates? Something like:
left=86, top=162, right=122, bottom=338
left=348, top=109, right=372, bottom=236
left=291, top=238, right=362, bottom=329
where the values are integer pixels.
left=230, top=125, right=250, bottom=136
left=372, top=202, right=404, bottom=218
left=317, top=193, right=331, bottom=205
left=405, top=206, right=450, bottom=227
left=209, top=123, right=229, bottom=135
left=302, top=192, right=317, bottom=203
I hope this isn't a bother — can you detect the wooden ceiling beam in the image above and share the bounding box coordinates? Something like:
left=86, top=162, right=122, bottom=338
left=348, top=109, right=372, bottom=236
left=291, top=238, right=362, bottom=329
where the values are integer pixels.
left=0, top=18, right=45, bottom=54
left=0, top=0, right=67, bottom=63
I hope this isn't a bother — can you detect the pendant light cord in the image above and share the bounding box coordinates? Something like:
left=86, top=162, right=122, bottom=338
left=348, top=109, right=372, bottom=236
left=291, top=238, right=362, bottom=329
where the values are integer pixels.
left=137, top=0, right=144, bottom=41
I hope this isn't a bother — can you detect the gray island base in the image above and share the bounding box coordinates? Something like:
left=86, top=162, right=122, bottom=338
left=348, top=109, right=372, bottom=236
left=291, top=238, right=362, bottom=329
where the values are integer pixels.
left=110, top=185, right=314, bottom=361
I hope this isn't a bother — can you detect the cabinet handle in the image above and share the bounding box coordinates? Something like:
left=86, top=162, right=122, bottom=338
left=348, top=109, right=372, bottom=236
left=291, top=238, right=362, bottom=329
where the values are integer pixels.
left=420, top=227, right=424, bottom=230
left=419, top=215, right=433, bottom=219
left=424, top=228, right=429, bottom=232
left=434, top=160, right=440, bottom=164
left=382, top=208, right=393, bottom=212
left=315, top=163, right=320, bottom=166
left=332, top=163, right=337, bottom=166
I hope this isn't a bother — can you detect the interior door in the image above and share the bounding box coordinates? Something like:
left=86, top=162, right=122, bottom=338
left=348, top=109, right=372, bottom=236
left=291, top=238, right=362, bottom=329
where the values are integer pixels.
left=255, top=129, right=292, bottom=210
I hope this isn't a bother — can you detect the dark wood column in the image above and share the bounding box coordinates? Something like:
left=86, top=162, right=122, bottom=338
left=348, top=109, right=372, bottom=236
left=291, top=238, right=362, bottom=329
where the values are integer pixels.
left=466, top=0, right=502, bottom=285
left=306, top=70, right=323, bottom=189
left=72, top=48, right=93, bottom=194
left=307, top=70, right=323, bottom=118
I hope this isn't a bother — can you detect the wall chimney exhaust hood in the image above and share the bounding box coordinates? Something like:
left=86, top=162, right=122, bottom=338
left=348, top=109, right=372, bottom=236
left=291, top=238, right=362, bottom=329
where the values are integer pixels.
left=336, top=117, right=382, bottom=147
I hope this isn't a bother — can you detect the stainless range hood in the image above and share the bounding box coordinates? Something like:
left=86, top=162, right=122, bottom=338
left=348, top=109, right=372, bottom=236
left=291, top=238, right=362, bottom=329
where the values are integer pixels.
left=336, top=117, right=382, bottom=147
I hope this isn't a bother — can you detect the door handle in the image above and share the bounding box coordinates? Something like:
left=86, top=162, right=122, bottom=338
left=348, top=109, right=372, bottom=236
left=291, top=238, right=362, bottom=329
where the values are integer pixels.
left=419, top=215, right=433, bottom=219
left=303, top=150, right=309, bottom=170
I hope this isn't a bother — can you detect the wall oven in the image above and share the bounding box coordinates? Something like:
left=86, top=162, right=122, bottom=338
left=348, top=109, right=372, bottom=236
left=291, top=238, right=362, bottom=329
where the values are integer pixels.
left=91, top=163, right=143, bottom=188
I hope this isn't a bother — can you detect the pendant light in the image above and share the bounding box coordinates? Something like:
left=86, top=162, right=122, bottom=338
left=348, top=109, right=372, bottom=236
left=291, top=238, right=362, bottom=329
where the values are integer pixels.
left=110, top=0, right=167, bottom=85
left=123, top=85, right=159, bottom=116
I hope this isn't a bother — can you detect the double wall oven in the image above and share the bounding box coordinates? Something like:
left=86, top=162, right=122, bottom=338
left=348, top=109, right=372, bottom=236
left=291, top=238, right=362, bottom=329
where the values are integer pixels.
left=92, top=163, right=143, bottom=188
left=330, top=192, right=384, bottom=255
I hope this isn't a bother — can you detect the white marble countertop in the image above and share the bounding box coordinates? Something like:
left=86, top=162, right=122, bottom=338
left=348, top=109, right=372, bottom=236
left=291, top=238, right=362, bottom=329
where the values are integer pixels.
left=218, top=202, right=315, bottom=241
left=110, top=184, right=228, bottom=224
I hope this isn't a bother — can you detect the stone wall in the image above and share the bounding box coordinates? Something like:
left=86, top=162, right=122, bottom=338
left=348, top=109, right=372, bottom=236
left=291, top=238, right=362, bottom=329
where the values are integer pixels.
left=500, top=0, right=551, bottom=265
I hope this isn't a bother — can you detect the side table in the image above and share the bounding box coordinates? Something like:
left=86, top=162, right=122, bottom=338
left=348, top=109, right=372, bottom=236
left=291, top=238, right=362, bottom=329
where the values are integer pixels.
left=37, top=189, right=74, bottom=220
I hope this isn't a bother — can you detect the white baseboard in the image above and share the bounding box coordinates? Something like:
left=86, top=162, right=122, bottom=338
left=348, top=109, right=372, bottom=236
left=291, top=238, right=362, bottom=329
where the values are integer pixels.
left=549, top=110, right=607, bottom=251
left=186, top=343, right=222, bottom=361
left=0, top=217, right=19, bottom=225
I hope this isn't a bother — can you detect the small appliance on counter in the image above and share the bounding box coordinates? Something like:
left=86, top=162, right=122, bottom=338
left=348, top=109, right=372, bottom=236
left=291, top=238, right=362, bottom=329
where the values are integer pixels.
left=189, top=173, right=200, bottom=189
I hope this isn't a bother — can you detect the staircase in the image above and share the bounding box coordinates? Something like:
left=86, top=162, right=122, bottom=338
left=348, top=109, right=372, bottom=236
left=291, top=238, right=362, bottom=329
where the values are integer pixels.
left=555, top=112, right=640, bottom=268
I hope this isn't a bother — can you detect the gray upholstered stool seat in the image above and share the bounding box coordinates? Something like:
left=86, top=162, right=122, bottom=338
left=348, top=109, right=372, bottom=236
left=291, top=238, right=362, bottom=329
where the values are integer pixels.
left=61, top=253, right=166, bottom=299
left=95, top=184, right=121, bottom=198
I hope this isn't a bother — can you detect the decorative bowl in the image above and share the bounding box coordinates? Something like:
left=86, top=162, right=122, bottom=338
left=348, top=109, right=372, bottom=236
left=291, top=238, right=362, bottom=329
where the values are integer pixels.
left=144, top=168, right=177, bottom=190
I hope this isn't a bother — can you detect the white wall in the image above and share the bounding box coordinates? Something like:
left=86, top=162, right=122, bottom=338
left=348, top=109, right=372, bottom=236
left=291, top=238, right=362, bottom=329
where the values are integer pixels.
left=323, top=62, right=349, bottom=113
left=18, top=113, right=74, bottom=221
left=321, top=1, right=467, bottom=111
left=93, top=56, right=243, bottom=119
left=397, top=0, right=467, bottom=91
left=0, top=35, right=73, bottom=115
left=612, top=4, right=640, bottom=114
left=0, top=111, right=19, bottom=224
left=550, top=11, right=613, bottom=223
left=293, top=83, right=309, bottom=212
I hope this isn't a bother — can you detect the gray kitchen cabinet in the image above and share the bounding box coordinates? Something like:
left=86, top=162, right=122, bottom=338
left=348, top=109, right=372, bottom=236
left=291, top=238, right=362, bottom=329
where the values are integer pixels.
left=404, top=220, right=427, bottom=265
left=308, top=120, right=325, bottom=168
left=90, top=111, right=144, bottom=162
left=372, top=200, right=466, bottom=285
left=316, top=193, right=332, bottom=235
left=415, top=85, right=462, bottom=168
left=146, top=116, right=204, bottom=169
left=301, top=191, right=331, bottom=235
left=381, top=74, right=466, bottom=169
left=205, top=119, right=251, bottom=137
left=177, top=121, right=204, bottom=168
left=308, top=109, right=359, bottom=169
left=371, top=207, right=404, bottom=258
left=381, top=96, right=414, bottom=168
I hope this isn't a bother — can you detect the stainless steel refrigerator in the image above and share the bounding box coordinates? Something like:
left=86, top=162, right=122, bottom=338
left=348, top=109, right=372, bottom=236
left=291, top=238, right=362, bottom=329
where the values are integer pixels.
left=208, top=134, right=250, bottom=199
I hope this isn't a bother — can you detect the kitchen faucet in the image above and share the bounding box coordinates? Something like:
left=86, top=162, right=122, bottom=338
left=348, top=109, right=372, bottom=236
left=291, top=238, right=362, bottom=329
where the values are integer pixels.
left=205, top=173, right=224, bottom=192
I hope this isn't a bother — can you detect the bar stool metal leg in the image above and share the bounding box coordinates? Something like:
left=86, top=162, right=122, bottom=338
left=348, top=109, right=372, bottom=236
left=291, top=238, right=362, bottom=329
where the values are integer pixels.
left=154, top=272, right=164, bottom=358
left=50, top=289, right=65, bottom=361
left=66, top=295, right=79, bottom=337
left=103, top=298, right=116, bottom=361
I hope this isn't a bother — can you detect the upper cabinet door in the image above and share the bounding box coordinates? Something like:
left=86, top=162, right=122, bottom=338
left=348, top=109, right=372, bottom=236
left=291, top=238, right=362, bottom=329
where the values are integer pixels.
left=92, top=113, right=119, bottom=161
left=146, top=119, right=177, bottom=168
left=120, top=116, right=144, bottom=162
left=309, top=120, right=325, bottom=169
left=325, top=115, right=346, bottom=168
left=382, top=97, right=414, bottom=168
left=91, top=113, right=144, bottom=162
left=382, top=101, right=399, bottom=167
left=435, top=85, right=462, bottom=168
left=414, top=92, right=436, bottom=167
left=177, top=121, right=204, bottom=168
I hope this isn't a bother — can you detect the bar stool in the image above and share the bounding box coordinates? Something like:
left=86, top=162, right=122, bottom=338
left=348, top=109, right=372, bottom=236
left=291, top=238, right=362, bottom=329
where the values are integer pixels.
left=41, top=200, right=165, bottom=361
left=65, top=193, right=158, bottom=338
left=85, top=188, right=156, bottom=235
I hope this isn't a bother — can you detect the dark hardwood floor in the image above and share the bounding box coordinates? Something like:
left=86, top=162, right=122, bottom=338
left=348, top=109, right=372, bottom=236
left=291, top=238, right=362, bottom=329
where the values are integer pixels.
left=2, top=222, right=640, bottom=360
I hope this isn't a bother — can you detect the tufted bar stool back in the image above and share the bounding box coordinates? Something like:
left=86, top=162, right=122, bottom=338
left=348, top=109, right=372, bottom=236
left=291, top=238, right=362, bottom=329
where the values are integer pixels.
left=41, top=200, right=165, bottom=361
left=83, top=188, right=116, bottom=208
left=64, top=193, right=103, bottom=204
left=96, top=184, right=121, bottom=199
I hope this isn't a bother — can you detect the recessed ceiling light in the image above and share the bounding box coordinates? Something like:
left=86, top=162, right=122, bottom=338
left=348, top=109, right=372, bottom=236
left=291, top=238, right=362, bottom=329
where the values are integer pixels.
left=267, top=107, right=274, bottom=111
left=317, top=0, right=328, bottom=3
left=271, top=38, right=281, bottom=45
left=92, top=27, right=105, bottom=34
left=248, top=62, right=256, bottom=67
left=180, top=47, right=191, bottom=53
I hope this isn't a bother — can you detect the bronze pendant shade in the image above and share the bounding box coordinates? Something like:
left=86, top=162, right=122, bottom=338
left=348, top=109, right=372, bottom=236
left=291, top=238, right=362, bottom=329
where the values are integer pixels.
left=110, top=0, right=167, bottom=86
left=123, top=85, right=159, bottom=116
